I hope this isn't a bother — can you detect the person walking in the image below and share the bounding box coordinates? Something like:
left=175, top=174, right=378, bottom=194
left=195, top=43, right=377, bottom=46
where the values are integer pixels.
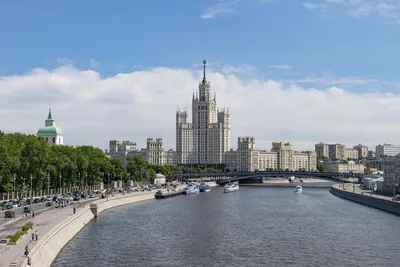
left=31, top=232, right=34, bottom=241
left=35, top=230, right=38, bottom=241
left=25, top=245, right=29, bottom=257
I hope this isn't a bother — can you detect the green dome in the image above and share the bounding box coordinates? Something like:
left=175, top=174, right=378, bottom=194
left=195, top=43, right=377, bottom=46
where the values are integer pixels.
left=37, top=126, right=63, bottom=135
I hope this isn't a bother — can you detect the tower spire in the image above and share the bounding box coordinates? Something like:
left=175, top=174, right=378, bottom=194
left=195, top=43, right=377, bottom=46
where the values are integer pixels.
left=202, top=60, right=207, bottom=84
left=47, top=108, right=53, bottom=120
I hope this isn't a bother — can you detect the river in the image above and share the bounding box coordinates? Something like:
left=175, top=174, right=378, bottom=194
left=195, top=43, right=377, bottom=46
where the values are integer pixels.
left=52, top=187, right=400, bottom=267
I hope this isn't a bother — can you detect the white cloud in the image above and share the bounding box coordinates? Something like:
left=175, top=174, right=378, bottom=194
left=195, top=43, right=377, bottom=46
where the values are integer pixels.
left=89, top=58, right=99, bottom=68
left=303, top=0, right=400, bottom=22
left=200, top=0, right=279, bottom=19
left=303, top=2, right=320, bottom=10
left=1, top=65, right=400, bottom=152
left=200, top=0, right=240, bottom=19
left=267, top=64, right=293, bottom=70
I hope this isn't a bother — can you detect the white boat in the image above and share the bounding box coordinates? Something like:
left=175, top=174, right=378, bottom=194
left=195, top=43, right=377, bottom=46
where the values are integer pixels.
left=183, top=184, right=199, bottom=195
left=224, top=181, right=239, bottom=193
left=295, top=185, right=302, bottom=193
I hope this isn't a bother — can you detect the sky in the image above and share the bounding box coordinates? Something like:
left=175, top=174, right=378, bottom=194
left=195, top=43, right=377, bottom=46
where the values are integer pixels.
left=1, top=0, right=400, bottom=152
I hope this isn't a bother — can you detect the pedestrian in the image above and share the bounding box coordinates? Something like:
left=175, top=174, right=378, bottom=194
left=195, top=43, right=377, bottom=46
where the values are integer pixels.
left=32, top=211, right=35, bottom=218
left=31, top=232, right=34, bottom=241
left=25, top=245, right=29, bottom=257
left=35, top=230, right=38, bottom=241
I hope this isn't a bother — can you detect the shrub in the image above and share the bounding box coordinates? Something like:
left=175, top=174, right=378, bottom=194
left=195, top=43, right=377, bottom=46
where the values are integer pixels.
left=22, top=222, right=33, bottom=232
left=9, top=231, right=24, bottom=243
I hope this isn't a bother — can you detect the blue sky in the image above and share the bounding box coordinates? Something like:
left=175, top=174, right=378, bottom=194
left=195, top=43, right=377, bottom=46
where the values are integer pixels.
left=1, top=0, right=399, bottom=85
left=1, top=0, right=400, bottom=150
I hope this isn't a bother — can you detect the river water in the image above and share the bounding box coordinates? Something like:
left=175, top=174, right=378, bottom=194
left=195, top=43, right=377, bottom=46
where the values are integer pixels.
left=52, top=187, right=400, bottom=267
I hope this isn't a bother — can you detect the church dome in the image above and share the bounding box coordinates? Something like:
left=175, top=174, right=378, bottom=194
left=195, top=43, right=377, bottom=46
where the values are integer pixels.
left=37, top=126, right=62, bottom=135
left=37, top=109, right=63, bottom=136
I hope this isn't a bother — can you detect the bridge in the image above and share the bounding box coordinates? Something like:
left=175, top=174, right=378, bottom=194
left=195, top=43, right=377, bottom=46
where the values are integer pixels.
left=174, top=171, right=362, bottom=185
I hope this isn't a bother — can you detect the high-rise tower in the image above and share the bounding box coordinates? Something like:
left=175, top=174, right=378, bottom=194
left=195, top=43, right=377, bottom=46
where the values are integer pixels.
left=176, top=60, right=230, bottom=167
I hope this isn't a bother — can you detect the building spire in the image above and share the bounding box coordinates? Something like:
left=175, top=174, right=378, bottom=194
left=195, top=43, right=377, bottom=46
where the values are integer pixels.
left=47, top=108, right=53, bottom=120
left=202, top=60, right=207, bottom=84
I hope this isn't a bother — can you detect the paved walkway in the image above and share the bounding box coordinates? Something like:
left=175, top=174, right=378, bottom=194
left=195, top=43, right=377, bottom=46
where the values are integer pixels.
left=333, top=183, right=395, bottom=201
left=0, top=198, right=97, bottom=267
left=0, top=191, right=155, bottom=267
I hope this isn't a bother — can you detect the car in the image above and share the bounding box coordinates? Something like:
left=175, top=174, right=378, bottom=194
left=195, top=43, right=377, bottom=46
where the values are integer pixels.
left=23, top=206, right=31, bottom=213
left=4, top=210, right=15, bottom=218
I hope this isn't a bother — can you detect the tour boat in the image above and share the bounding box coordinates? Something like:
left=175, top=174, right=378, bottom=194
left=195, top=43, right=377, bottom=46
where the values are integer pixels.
left=224, top=181, right=239, bottom=193
left=199, top=183, right=211, bottom=192
left=295, top=185, right=302, bottom=193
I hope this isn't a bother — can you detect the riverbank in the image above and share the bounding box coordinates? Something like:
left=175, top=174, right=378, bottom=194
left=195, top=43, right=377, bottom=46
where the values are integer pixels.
left=330, top=184, right=400, bottom=216
left=18, top=191, right=155, bottom=267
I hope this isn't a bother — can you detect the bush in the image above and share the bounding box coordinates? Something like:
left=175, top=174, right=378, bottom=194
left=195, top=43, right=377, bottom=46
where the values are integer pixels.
left=21, top=222, right=33, bottom=232
left=9, top=231, right=24, bottom=243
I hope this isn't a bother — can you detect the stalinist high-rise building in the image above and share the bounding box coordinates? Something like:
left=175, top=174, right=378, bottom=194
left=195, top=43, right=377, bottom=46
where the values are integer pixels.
left=176, top=60, right=230, bottom=167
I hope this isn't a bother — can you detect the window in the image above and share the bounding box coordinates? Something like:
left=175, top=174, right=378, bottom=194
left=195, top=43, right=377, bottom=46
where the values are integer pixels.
left=53, top=137, right=55, bottom=143
left=46, top=137, right=48, bottom=142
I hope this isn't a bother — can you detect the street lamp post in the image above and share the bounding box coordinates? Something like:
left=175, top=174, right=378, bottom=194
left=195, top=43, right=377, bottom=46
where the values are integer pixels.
left=30, top=175, right=33, bottom=198
left=12, top=173, right=16, bottom=200
left=393, top=175, right=396, bottom=199
left=59, top=173, right=62, bottom=195
left=47, top=173, right=50, bottom=195
left=30, top=175, right=33, bottom=214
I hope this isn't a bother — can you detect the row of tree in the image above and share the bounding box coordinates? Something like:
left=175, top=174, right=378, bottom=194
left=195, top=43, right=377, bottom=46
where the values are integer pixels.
left=0, top=132, right=223, bottom=193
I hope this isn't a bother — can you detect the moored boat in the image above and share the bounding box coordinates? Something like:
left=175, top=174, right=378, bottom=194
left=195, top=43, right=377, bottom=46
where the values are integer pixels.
left=183, top=184, right=199, bottom=195
left=199, top=183, right=211, bottom=192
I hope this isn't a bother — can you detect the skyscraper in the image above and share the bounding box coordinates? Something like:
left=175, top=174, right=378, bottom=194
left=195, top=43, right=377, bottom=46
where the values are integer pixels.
left=176, top=60, right=230, bottom=167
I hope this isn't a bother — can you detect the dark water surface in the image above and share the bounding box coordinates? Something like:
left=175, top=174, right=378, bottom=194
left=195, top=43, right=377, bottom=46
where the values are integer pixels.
left=52, top=187, right=400, bottom=267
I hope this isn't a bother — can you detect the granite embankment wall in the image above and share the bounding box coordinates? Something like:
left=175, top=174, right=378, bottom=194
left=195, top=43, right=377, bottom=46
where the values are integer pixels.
left=20, top=192, right=155, bottom=267
left=330, top=185, right=400, bottom=216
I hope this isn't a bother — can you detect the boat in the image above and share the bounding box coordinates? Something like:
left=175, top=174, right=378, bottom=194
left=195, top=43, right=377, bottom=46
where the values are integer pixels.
left=199, top=183, right=211, bottom=192
left=295, top=185, right=302, bottom=193
left=183, top=184, right=199, bottom=195
left=154, top=189, right=183, bottom=199
left=224, top=181, right=239, bottom=193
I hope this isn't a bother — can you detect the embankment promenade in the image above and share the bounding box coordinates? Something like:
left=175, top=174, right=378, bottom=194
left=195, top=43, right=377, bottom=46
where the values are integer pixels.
left=17, top=191, right=155, bottom=267
left=330, top=183, right=400, bottom=216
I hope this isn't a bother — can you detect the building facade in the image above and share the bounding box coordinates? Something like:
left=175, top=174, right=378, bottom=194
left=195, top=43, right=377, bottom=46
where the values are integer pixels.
left=37, top=109, right=64, bottom=145
left=325, top=161, right=364, bottom=173
left=227, top=137, right=317, bottom=172
left=353, top=144, right=368, bottom=159
left=382, top=155, right=400, bottom=195
left=176, top=60, right=230, bottom=167
left=315, top=142, right=347, bottom=160
left=376, top=144, right=400, bottom=158
left=105, top=138, right=177, bottom=166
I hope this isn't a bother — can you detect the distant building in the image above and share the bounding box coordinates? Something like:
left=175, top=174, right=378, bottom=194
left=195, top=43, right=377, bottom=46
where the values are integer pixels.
left=315, top=142, right=347, bottom=160
left=325, top=161, right=364, bottom=174
left=37, top=109, right=63, bottom=145
left=353, top=144, right=368, bottom=159
left=105, top=138, right=177, bottom=166
left=376, top=144, right=400, bottom=158
left=345, top=149, right=359, bottom=160
left=228, top=138, right=316, bottom=172
left=176, top=60, right=230, bottom=167
left=315, top=142, right=329, bottom=159
left=382, top=155, right=400, bottom=195
left=367, top=151, right=375, bottom=158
